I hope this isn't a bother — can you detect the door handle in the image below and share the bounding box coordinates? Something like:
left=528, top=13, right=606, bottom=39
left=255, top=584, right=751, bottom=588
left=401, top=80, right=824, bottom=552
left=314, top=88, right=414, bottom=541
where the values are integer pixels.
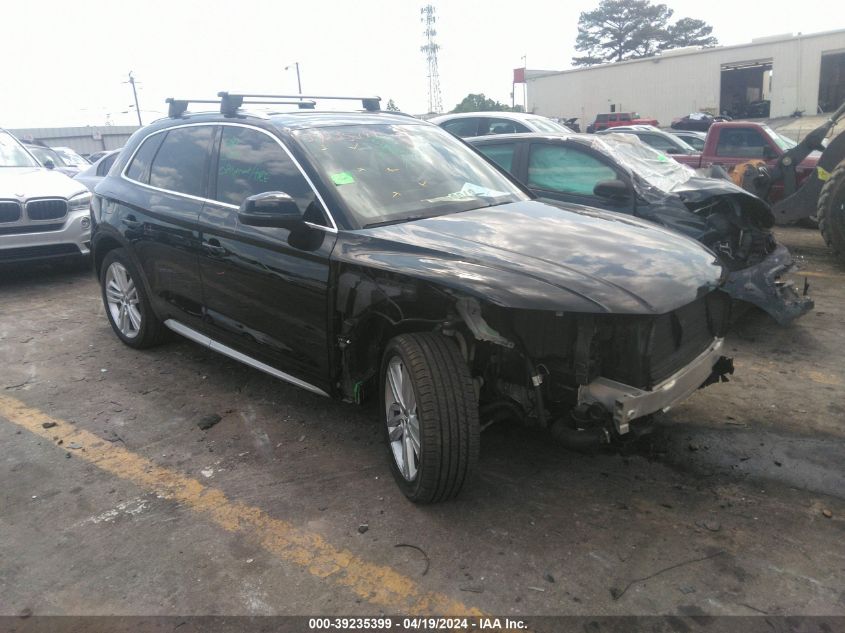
left=203, top=239, right=228, bottom=257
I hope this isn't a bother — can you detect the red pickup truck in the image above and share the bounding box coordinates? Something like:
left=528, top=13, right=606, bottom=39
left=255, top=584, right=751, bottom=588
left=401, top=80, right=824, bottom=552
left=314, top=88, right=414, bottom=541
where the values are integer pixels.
left=672, top=122, right=819, bottom=202
left=587, top=112, right=659, bottom=133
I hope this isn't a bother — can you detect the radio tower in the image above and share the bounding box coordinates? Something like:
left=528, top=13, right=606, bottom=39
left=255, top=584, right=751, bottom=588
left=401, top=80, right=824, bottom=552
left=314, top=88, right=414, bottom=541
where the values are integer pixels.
left=420, top=5, right=443, bottom=114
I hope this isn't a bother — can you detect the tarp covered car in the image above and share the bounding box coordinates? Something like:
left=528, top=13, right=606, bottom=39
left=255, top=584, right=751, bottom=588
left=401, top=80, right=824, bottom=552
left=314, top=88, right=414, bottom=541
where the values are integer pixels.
left=469, top=132, right=813, bottom=325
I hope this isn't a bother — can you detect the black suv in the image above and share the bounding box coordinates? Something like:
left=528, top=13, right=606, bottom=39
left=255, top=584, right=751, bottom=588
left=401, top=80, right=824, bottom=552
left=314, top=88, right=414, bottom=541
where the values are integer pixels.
left=91, top=93, right=734, bottom=503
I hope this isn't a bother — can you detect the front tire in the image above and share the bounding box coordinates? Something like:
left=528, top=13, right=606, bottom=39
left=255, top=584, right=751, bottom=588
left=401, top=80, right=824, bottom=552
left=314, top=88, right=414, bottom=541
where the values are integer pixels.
left=100, top=248, right=166, bottom=348
left=380, top=333, right=480, bottom=503
left=818, top=161, right=845, bottom=263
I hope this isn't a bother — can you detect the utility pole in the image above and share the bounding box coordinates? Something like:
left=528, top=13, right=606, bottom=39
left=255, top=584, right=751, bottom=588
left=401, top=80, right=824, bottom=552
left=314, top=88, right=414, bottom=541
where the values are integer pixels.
left=420, top=5, right=443, bottom=114
left=285, top=62, right=302, bottom=94
left=127, top=72, right=142, bottom=126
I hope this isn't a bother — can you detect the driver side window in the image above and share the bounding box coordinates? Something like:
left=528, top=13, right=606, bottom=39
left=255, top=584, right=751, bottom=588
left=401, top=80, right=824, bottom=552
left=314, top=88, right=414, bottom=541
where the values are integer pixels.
left=215, top=126, right=327, bottom=225
left=528, top=144, right=618, bottom=196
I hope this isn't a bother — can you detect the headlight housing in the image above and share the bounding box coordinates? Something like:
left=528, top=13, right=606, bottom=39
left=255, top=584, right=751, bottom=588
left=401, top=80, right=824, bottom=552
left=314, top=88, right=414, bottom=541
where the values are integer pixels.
left=68, top=191, right=92, bottom=212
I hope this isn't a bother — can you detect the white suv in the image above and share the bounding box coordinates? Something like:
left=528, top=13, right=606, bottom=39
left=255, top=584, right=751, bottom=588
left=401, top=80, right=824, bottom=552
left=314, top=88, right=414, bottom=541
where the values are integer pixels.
left=431, top=111, right=573, bottom=138
left=0, top=129, right=92, bottom=264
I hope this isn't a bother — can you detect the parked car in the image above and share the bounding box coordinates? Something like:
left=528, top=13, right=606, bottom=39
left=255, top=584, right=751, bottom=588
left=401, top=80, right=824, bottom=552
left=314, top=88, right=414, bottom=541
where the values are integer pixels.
left=0, top=129, right=92, bottom=263
left=670, top=112, right=730, bottom=132
left=430, top=111, right=573, bottom=138
left=24, top=143, right=81, bottom=177
left=596, top=125, right=699, bottom=156
left=91, top=93, right=734, bottom=502
left=672, top=130, right=707, bottom=151
left=468, top=132, right=813, bottom=325
left=586, top=112, right=659, bottom=133
left=52, top=146, right=90, bottom=170
left=74, top=149, right=121, bottom=192
left=665, top=121, right=821, bottom=221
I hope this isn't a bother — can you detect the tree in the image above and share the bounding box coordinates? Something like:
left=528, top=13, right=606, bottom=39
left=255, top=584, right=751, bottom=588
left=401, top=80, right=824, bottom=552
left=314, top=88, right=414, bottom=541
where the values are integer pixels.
left=572, top=0, right=718, bottom=67
left=451, top=93, right=513, bottom=113
left=573, top=0, right=673, bottom=66
left=386, top=99, right=400, bottom=111
left=662, top=17, right=718, bottom=49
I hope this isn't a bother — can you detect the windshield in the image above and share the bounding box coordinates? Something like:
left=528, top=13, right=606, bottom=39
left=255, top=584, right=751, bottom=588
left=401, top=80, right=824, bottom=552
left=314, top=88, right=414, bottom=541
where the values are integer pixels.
left=586, top=133, right=694, bottom=192
left=528, top=118, right=572, bottom=134
left=292, top=123, right=528, bottom=227
left=28, top=145, right=67, bottom=167
left=54, top=147, right=89, bottom=167
left=762, top=126, right=798, bottom=150
left=0, top=131, right=39, bottom=168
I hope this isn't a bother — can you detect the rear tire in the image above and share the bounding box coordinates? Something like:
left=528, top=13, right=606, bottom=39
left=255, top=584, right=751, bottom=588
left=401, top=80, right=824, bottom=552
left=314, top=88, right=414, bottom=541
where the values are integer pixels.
left=100, top=248, right=166, bottom=349
left=818, top=161, right=845, bottom=263
left=380, top=333, right=480, bottom=503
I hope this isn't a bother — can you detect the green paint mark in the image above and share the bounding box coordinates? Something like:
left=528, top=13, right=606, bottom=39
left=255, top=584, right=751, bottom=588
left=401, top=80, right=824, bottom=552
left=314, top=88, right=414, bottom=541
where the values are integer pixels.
left=332, top=172, right=355, bottom=186
left=656, top=153, right=669, bottom=162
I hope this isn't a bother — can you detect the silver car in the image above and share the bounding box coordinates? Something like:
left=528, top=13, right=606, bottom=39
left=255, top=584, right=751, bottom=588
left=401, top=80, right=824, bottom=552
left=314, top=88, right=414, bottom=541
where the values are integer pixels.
left=74, top=149, right=121, bottom=192
left=1, top=129, right=92, bottom=264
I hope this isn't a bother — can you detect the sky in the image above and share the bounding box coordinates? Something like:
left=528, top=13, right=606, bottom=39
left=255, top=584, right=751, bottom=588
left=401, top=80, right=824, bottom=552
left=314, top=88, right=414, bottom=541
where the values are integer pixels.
left=1, top=0, right=842, bottom=128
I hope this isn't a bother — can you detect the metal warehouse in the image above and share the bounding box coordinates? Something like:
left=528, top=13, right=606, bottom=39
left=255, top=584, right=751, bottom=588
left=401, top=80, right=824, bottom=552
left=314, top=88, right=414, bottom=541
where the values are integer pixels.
left=7, top=125, right=139, bottom=155
left=526, top=28, right=845, bottom=126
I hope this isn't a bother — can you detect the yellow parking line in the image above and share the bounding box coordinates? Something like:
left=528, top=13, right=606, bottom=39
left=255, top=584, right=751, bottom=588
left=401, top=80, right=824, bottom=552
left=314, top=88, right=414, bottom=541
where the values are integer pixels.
left=0, top=394, right=480, bottom=616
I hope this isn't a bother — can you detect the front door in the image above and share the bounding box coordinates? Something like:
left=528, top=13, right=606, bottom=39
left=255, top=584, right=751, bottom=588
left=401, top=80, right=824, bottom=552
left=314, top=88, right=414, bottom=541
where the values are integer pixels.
left=525, top=141, right=635, bottom=214
left=197, top=124, right=337, bottom=391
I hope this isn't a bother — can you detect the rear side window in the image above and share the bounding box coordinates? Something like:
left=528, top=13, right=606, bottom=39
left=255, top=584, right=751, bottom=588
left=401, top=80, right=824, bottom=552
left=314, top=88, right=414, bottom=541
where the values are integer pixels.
left=149, top=126, right=215, bottom=197
left=215, top=126, right=323, bottom=223
left=97, top=153, right=118, bottom=176
left=715, top=129, right=769, bottom=158
left=483, top=118, right=529, bottom=135
left=441, top=118, right=480, bottom=138
left=596, top=114, right=609, bottom=122
left=478, top=143, right=517, bottom=173
left=620, top=113, right=632, bottom=121
left=125, top=134, right=165, bottom=183
left=528, top=144, right=617, bottom=195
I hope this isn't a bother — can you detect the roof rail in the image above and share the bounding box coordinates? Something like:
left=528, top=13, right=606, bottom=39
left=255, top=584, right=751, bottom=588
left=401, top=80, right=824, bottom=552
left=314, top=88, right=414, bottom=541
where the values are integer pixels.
left=165, top=93, right=382, bottom=119
left=218, top=92, right=381, bottom=114
left=165, top=98, right=221, bottom=118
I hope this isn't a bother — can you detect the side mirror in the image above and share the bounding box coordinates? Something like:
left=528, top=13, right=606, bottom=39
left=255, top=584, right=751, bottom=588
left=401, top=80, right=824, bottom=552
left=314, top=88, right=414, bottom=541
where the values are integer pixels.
left=238, top=192, right=302, bottom=229
left=593, top=179, right=630, bottom=200
left=763, top=145, right=779, bottom=160
left=43, top=159, right=55, bottom=170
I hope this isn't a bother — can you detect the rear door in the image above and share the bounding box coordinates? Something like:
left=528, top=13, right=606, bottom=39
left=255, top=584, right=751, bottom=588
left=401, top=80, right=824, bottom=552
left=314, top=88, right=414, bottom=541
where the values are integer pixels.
left=525, top=141, right=635, bottom=213
left=118, top=124, right=214, bottom=330
left=197, top=123, right=337, bottom=391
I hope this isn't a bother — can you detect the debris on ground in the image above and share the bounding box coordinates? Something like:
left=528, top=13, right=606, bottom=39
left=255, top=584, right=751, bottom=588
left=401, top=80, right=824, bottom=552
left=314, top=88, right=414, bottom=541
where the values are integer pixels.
left=459, top=586, right=484, bottom=593
left=357, top=523, right=369, bottom=534
left=394, top=543, right=430, bottom=575
left=822, top=509, right=833, bottom=518
left=41, top=421, right=57, bottom=429
left=544, top=572, right=556, bottom=583
left=67, top=442, right=82, bottom=450
left=197, top=414, right=222, bottom=430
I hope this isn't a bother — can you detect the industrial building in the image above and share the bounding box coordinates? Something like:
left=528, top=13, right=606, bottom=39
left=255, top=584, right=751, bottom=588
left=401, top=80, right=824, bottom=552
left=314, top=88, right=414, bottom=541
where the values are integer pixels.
left=526, top=28, right=845, bottom=126
left=7, top=125, right=139, bottom=156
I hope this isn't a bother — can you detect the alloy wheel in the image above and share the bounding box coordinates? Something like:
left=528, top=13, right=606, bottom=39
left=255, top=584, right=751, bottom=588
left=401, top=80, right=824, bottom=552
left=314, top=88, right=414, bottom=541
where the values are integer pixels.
left=384, top=356, right=421, bottom=481
left=105, top=261, right=142, bottom=339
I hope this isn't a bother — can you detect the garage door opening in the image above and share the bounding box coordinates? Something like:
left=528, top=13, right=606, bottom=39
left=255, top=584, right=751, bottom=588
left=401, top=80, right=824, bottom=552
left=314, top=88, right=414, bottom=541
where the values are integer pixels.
left=819, top=51, right=845, bottom=113
left=720, top=60, right=773, bottom=118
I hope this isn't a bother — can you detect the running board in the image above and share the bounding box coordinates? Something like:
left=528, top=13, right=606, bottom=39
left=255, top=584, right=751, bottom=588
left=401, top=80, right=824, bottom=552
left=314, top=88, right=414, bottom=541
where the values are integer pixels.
left=163, top=319, right=329, bottom=398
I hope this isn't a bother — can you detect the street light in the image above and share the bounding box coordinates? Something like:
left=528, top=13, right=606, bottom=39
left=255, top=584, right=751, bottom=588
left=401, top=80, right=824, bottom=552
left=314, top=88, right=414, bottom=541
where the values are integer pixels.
left=284, top=62, right=302, bottom=94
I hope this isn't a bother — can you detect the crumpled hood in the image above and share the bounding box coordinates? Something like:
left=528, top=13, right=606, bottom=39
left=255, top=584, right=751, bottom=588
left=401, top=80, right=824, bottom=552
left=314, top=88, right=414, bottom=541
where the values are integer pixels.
left=0, top=167, right=88, bottom=200
left=351, top=200, right=724, bottom=315
left=671, top=176, right=775, bottom=228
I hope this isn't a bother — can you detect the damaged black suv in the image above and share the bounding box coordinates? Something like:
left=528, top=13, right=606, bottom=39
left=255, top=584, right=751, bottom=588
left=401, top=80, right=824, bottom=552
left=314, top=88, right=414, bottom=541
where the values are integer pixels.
left=91, top=93, right=734, bottom=503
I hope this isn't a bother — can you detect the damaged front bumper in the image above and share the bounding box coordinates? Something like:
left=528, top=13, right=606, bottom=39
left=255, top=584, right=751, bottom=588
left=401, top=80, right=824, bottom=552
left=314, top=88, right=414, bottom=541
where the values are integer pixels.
left=722, top=244, right=814, bottom=325
left=577, top=338, right=731, bottom=435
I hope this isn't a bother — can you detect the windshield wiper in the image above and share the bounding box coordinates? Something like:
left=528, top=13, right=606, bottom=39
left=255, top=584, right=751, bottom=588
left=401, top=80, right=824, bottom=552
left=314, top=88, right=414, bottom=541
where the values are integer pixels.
left=363, top=214, right=438, bottom=229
